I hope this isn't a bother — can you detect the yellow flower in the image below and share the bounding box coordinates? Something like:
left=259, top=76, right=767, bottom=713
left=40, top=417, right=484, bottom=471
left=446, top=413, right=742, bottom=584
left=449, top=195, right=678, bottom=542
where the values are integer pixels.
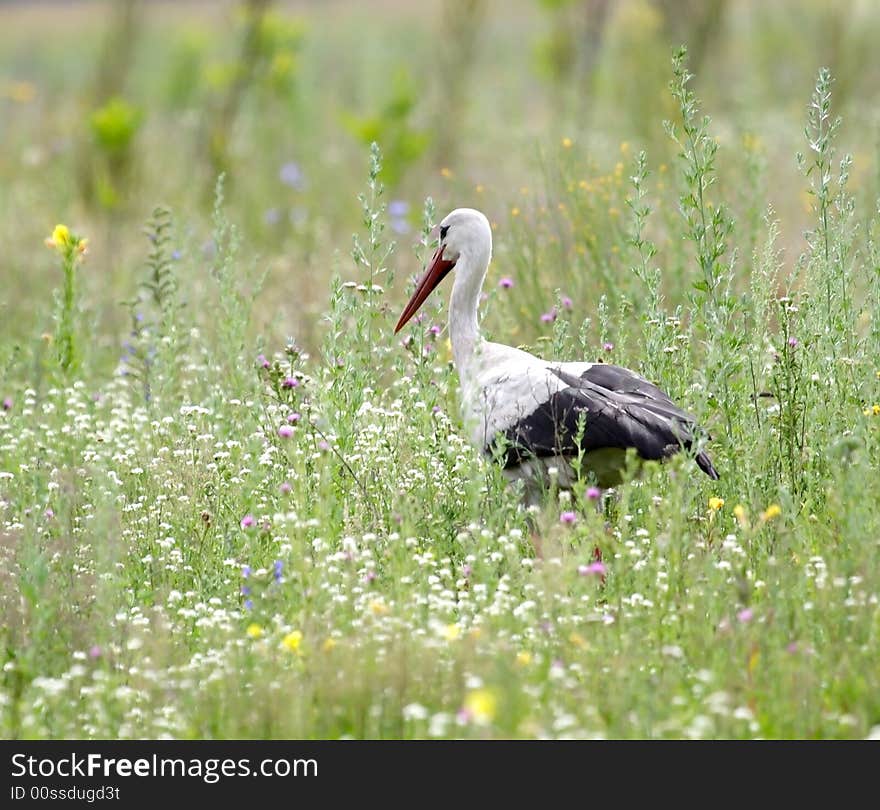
left=569, top=631, right=587, bottom=649
left=475, top=184, right=484, bottom=193
left=442, top=623, right=461, bottom=642
left=50, top=224, right=71, bottom=247
left=561, top=136, right=573, bottom=149
left=281, top=630, right=302, bottom=653
left=322, top=637, right=337, bottom=652
left=440, top=167, right=452, bottom=178
left=871, top=404, right=880, bottom=416
left=515, top=650, right=532, bottom=667
left=620, top=140, right=630, bottom=156
left=708, top=497, right=725, bottom=511
left=463, top=688, right=497, bottom=725
left=369, top=599, right=389, bottom=616
left=733, top=504, right=748, bottom=526
left=246, top=623, right=263, bottom=639
left=761, top=504, right=782, bottom=522
left=511, top=207, right=520, bottom=217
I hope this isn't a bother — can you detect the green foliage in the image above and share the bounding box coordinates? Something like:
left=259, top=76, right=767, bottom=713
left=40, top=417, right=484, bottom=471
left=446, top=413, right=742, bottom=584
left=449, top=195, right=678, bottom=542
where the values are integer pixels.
left=343, top=70, right=430, bottom=188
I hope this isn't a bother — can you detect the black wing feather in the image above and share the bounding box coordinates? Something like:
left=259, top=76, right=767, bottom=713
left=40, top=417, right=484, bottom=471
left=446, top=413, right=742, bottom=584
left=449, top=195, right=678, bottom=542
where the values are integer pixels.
left=497, top=364, right=719, bottom=479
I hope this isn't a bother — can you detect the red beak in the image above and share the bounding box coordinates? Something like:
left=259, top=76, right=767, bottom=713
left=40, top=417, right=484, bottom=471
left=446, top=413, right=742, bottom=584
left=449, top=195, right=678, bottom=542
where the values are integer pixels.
left=394, top=246, right=457, bottom=333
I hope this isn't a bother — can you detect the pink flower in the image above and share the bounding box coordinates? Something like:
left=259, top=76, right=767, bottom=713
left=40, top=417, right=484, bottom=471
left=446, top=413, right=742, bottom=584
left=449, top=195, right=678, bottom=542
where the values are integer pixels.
left=560, top=511, right=577, bottom=525
left=541, top=309, right=557, bottom=324
left=278, top=425, right=293, bottom=439
left=279, top=481, right=292, bottom=494
left=737, top=608, right=754, bottom=624
left=499, top=277, right=514, bottom=289
left=240, top=515, right=256, bottom=529
left=256, top=354, right=270, bottom=369
left=603, top=342, right=614, bottom=352
left=578, top=561, right=607, bottom=577
left=282, top=377, right=299, bottom=389
left=586, top=486, right=601, bottom=501
left=288, top=412, right=301, bottom=424
left=561, top=296, right=573, bottom=310
left=787, top=336, right=798, bottom=348
left=2, top=397, right=11, bottom=411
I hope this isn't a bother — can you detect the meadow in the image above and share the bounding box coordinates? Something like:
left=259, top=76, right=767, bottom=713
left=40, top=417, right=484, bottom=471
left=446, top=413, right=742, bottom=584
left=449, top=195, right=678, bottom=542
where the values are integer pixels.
left=1, top=0, right=879, bottom=739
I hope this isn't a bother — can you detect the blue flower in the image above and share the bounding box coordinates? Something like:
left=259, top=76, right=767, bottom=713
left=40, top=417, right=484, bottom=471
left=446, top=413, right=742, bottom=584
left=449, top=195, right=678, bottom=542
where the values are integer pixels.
left=279, top=161, right=305, bottom=190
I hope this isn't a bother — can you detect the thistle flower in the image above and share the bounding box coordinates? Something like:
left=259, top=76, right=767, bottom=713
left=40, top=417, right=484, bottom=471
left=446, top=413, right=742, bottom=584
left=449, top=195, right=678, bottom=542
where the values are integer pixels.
left=560, top=511, right=577, bottom=525
left=499, top=277, right=514, bottom=289
left=586, top=486, right=601, bottom=501
left=240, top=515, right=256, bottom=529
left=278, top=425, right=293, bottom=439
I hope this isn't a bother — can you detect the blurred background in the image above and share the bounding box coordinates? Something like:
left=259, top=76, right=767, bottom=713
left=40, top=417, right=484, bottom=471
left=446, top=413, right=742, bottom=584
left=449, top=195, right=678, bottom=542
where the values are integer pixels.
left=2, top=0, right=879, bottom=363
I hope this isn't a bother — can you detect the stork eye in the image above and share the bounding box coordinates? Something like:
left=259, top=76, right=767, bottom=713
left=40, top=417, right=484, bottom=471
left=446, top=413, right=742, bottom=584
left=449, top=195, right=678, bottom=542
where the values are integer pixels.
left=439, top=225, right=449, bottom=240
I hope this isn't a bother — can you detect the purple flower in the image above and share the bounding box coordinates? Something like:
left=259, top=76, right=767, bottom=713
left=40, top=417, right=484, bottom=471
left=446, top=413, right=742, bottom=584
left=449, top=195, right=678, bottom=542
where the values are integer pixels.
left=279, top=161, right=305, bottom=190
left=278, top=425, right=293, bottom=439
left=242, top=565, right=251, bottom=578
left=280, top=481, right=292, bottom=494
left=499, top=277, right=514, bottom=289
left=240, top=515, right=256, bottom=530
left=241, top=585, right=251, bottom=596
left=603, top=342, right=614, bottom=352
left=44, top=508, right=54, bottom=519
left=282, top=377, right=299, bottom=389
left=578, top=561, right=607, bottom=577
left=273, top=560, right=283, bottom=582
left=586, top=486, right=601, bottom=501
left=88, top=645, right=102, bottom=660
left=541, top=308, right=557, bottom=324
left=391, top=218, right=410, bottom=235
left=428, top=325, right=441, bottom=336
left=787, top=337, right=798, bottom=348
left=244, top=599, right=254, bottom=611
left=256, top=353, right=270, bottom=369
left=462, top=564, right=472, bottom=578
left=432, top=405, right=442, bottom=414
left=171, top=249, right=182, bottom=261
left=318, top=440, right=329, bottom=451
left=737, top=608, right=754, bottom=624
left=560, top=511, right=577, bottom=525
left=1, top=397, right=11, bottom=411
left=561, top=296, right=573, bottom=310
left=388, top=200, right=409, bottom=218
left=287, top=412, right=301, bottom=424
left=786, top=641, right=799, bottom=654
left=264, top=207, right=281, bottom=226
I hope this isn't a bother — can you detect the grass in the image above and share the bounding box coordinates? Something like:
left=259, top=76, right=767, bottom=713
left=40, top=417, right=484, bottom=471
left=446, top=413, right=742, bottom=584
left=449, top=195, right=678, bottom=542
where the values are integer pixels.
left=1, top=0, right=880, bottom=740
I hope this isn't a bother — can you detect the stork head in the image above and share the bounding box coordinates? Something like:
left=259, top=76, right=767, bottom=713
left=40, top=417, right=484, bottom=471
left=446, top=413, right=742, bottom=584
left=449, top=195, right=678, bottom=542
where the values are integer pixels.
left=395, top=208, right=492, bottom=333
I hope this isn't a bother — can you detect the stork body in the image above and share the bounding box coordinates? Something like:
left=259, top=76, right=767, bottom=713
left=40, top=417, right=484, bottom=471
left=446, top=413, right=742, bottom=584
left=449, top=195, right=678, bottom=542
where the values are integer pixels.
left=395, top=208, right=719, bottom=499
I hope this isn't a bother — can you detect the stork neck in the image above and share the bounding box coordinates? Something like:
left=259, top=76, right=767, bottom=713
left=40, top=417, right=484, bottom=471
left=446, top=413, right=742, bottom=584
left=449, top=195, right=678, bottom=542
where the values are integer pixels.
left=448, top=248, right=489, bottom=372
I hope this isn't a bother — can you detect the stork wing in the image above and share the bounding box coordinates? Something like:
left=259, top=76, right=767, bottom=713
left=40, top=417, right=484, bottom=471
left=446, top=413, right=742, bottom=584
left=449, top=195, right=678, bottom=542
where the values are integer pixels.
left=497, top=364, right=718, bottom=479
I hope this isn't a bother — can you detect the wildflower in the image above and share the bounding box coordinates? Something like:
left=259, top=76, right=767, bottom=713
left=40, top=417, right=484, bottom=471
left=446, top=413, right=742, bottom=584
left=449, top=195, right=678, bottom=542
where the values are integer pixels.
left=440, top=167, right=452, bottom=178
left=603, top=342, right=614, bottom=352
left=240, top=515, right=256, bottom=529
left=733, top=504, right=747, bottom=526
left=787, top=336, right=799, bottom=348
left=462, top=688, right=497, bottom=725
left=428, top=324, right=441, bottom=336
left=278, top=425, right=293, bottom=439
left=708, top=497, right=725, bottom=511
left=281, top=377, right=299, bottom=389
left=244, top=599, right=254, bottom=611
left=499, top=277, right=514, bottom=289
left=562, top=137, right=573, bottom=148
left=246, top=623, right=263, bottom=639
left=279, top=481, right=292, bottom=494
left=287, top=412, right=301, bottom=424
left=864, top=404, right=880, bottom=416
left=578, top=561, right=607, bottom=577
left=281, top=630, right=302, bottom=653
left=279, top=161, right=304, bottom=189
left=322, top=637, right=337, bottom=652
left=242, top=565, right=251, bottom=578
left=541, top=308, right=557, bottom=324
left=318, top=440, right=329, bottom=452
left=273, top=560, right=283, bottom=582
left=256, top=353, right=270, bottom=369
left=2, top=397, right=11, bottom=411
left=88, top=645, right=102, bottom=660
left=511, top=207, right=520, bottom=217
left=586, top=486, right=601, bottom=501
left=516, top=651, right=532, bottom=667
left=442, top=623, right=461, bottom=642
left=369, top=599, right=389, bottom=616
left=560, top=511, right=577, bottom=525
left=561, top=295, right=573, bottom=310
left=45, top=224, right=88, bottom=259
left=737, top=608, right=754, bottom=624
left=761, top=504, right=782, bottom=522
left=388, top=200, right=409, bottom=218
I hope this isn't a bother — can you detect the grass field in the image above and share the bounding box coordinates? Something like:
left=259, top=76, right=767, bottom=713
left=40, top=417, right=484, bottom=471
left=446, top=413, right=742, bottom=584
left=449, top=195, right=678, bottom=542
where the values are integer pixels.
left=1, top=0, right=879, bottom=739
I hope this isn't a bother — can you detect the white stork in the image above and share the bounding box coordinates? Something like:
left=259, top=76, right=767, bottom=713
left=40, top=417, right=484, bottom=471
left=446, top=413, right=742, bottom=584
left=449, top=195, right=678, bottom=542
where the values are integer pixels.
left=395, top=208, right=719, bottom=502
